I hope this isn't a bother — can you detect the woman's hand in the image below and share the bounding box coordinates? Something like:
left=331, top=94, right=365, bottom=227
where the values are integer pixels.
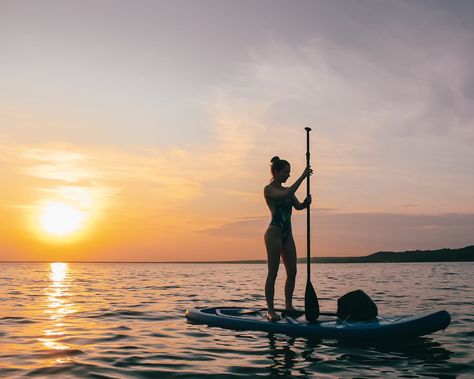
left=303, top=195, right=312, bottom=208
left=301, top=166, right=313, bottom=178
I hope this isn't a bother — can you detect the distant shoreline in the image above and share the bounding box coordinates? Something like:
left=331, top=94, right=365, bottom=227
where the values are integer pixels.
left=2, top=245, right=472, bottom=264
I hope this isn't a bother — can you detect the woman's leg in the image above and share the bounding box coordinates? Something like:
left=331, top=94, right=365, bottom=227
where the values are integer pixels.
left=281, top=234, right=297, bottom=310
left=264, top=227, right=282, bottom=316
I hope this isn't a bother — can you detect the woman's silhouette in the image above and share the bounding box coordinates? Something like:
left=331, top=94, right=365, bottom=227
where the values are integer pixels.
left=263, top=156, right=312, bottom=321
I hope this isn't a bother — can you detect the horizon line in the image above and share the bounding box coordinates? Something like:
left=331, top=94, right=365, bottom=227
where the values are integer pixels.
left=2, top=245, right=470, bottom=265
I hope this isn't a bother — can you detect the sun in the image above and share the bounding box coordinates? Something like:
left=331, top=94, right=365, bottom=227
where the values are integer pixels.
left=39, top=201, right=86, bottom=237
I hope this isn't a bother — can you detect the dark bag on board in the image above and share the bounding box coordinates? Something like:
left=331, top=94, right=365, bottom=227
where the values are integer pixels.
left=337, top=289, right=378, bottom=321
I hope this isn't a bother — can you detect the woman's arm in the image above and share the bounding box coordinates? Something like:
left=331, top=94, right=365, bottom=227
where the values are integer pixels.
left=264, top=167, right=311, bottom=200
left=293, top=195, right=312, bottom=210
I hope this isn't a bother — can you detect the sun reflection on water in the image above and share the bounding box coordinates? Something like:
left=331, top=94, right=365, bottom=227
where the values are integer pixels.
left=39, top=263, right=75, bottom=353
left=50, top=262, right=67, bottom=282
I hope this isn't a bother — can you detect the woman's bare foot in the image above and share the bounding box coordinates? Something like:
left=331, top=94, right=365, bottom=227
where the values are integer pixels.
left=282, top=307, right=304, bottom=318
left=266, top=310, right=281, bottom=322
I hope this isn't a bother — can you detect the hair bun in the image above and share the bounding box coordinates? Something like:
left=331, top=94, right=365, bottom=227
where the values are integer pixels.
left=271, top=156, right=280, bottom=164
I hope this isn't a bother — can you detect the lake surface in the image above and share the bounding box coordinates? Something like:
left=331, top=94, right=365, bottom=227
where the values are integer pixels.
left=0, top=262, right=472, bottom=378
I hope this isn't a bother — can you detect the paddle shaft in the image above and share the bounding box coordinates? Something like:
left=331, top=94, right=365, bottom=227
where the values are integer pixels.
left=305, top=127, right=311, bottom=278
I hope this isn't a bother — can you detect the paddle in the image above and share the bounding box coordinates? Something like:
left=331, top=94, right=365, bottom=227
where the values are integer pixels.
left=304, top=127, right=320, bottom=322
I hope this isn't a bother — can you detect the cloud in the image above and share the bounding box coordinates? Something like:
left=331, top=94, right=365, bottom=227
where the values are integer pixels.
left=21, top=149, right=96, bottom=183
left=198, top=1, right=474, bottom=214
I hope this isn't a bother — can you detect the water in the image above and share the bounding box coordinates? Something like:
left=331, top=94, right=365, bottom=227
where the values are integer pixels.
left=0, top=262, right=472, bottom=378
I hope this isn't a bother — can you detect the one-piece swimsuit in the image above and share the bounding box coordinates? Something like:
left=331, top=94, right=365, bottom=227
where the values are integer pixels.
left=268, top=195, right=295, bottom=244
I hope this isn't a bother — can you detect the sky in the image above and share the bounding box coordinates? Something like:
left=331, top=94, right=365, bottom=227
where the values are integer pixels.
left=1, top=0, right=473, bottom=262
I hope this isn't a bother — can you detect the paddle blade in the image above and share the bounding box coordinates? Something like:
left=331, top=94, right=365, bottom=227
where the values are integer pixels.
left=305, top=280, right=320, bottom=322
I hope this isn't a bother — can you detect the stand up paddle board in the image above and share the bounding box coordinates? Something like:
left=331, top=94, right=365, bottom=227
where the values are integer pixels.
left=185, top=307, right=450, bottom=340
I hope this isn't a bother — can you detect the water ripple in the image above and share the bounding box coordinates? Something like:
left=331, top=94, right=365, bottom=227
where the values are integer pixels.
left=0, top=262, right=472, bottom=378
left=1, top=316, right=38, bottom=324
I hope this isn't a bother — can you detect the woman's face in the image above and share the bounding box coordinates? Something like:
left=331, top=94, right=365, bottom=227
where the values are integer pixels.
left=276, top=165, right=291, bottom=183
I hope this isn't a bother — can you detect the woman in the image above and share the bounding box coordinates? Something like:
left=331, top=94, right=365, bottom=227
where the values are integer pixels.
left=264, top=156, right=312, bottom=321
